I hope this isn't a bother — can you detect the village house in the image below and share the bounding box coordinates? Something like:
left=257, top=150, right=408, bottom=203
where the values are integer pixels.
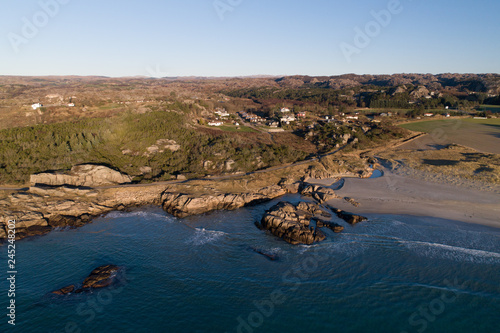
left=208, top=121, right=224, bottom=127
left=280, top=107, right=291, bottom=113
left=31, top=103, right=42, bottom=110
left=280, top=115, right=296, bottom=124
left=296, top=111, right=306, bottom=118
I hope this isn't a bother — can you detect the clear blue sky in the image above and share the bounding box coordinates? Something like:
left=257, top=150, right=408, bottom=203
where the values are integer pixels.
left=1, top=0, right=499, bottom=77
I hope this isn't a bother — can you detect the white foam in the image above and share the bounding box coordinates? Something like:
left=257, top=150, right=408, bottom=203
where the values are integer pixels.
left=400, top=240, right=500, bottom=263
left=187, top=228, right=228, bottom=246
left=104, top=210, right=172, bottom=221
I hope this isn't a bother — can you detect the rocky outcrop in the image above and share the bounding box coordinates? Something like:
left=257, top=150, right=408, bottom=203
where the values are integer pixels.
left=30, top=164, right=132, bottom=187
left=260, top=202, right=343, bottom=245
left=0, top=210, right=51, bottom=239
left=0, top=183, right=165, bottom=241
left=343, top=197, right=360, bottom=207
left=300, top=184, right=340, bottom=203
left=52, top=285, right=75, bottom=295
left=278, top=177, right=302, bottom=194
left=52, top=265, right=120, bottom=295
left=81, top=265, right=120, bottom=289
left=161, top=185, right=286, bottom=218
left=331, top=208, right=367, bottom=225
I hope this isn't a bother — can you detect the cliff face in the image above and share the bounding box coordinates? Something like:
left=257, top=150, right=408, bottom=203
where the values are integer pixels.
left=30, top=164, right=133, bottom=187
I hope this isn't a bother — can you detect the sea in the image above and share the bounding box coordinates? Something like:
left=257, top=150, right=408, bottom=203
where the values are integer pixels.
left=1, top=193, right=500, bottom=333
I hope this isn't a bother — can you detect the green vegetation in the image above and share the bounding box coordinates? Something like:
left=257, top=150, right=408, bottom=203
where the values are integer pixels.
left=478, top=105, right=500, bottom=113
left=313, top=122, right=408, bottom=152
left=400, top=118, right=500, bottom=133
left=0, top=111, right=305, bottom=184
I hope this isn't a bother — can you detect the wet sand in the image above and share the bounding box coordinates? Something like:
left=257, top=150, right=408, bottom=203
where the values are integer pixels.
left=326, top=169, right=500, bottom=228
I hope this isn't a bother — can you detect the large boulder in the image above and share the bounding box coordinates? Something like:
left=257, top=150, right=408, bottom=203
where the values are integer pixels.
left=260, top=202, right=343, bottom=245
left=30, top=164, right=132, bottom=187
left=300, top=184, right=340, bottom=204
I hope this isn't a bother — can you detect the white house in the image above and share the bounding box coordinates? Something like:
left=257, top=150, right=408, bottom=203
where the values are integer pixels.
left=68, top=103, right=75, bottom=107
left=31, top=103, right=42, bottom=110
left=424, top=113, right=434, bottom=117
left=280, top=115, right=296, bottom=124
left=280, top=107, right=290, bottom=113
left=215, top=109, right=230, bottom=118
left=208, top=121, right=224, bottom=127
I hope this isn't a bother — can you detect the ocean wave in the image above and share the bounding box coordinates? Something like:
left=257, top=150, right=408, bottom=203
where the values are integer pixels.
left=400, top=240, right=500, bottom=263
left=104, top=210, right=173, bottom=221
left=186, top=228, right=228, bottom=246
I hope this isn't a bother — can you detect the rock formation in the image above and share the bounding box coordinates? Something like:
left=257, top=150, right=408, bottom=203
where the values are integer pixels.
left=161, top=185, right=286, bottom=218
left=300, top=184, right=340, bottom=203
left=260, top=202, right=344, bottom=245
left=331, top=208, right=367, bottom=225
left=52, top=265, right=120, bottom=295
left=30, top=164, right=132, bottom=187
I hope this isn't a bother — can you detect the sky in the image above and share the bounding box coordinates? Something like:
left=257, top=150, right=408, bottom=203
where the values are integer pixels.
left=1, top=0, right=499, bottom=77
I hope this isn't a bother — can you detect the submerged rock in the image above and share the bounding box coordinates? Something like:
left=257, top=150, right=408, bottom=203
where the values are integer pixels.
left=52, top=285, right=75, bottom=295
left=249, top=247, right=279, bottom=261
left=51, top=265, right=120, bottom=295
left=81, top=265, right=120, bottom=289
left=331, top=208, right=367, bottom=225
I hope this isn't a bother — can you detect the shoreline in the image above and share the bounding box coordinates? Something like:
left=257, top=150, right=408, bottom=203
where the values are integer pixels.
left=2, top=160, right=500, bottom=241
left=326, top=168, right=500, bottom=229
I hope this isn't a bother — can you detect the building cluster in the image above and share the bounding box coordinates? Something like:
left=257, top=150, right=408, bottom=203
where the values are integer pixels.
left=239, top=111, right=265, bottom=123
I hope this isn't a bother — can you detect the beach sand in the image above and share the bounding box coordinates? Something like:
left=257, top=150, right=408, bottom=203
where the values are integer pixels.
left=325, top=169, right=500, bottom=228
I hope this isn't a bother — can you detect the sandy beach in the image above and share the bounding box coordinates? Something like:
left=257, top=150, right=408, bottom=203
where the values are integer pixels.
left=325, top=169, right=500, bottom=228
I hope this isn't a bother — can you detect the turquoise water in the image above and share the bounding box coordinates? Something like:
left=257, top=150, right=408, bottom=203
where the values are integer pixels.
left=2, top=195, right=500, bottom=333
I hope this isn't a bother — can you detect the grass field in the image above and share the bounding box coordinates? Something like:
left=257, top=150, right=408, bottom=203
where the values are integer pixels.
left=400, top=118, right=500, bottom=132
left=398, top=118, right=500, bottom=154
left=478, top=105, right=500, bottom=113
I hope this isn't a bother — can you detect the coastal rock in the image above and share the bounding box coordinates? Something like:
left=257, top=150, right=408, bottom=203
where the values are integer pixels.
left=260, top=202, right=336, bottom=245
left=278, top=177, right=301, bottom=194
left=30, top=164, right=132, bottom=187
left=52, top=265, right=120, bottom=295
left=52, top=285, right=75, bottom=295
left=81, top=265, right=120, bottom=289
left=0, top=210, right=51, bottom=239
left=316, top=219, right=344, bottom=233
left=343, top=197, right=360, bottom=207
left=161, top=185, right=286, bottom=218
left=331, top=208, right=367, bottom=225
left=300, top=184, right=339, bottom=203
